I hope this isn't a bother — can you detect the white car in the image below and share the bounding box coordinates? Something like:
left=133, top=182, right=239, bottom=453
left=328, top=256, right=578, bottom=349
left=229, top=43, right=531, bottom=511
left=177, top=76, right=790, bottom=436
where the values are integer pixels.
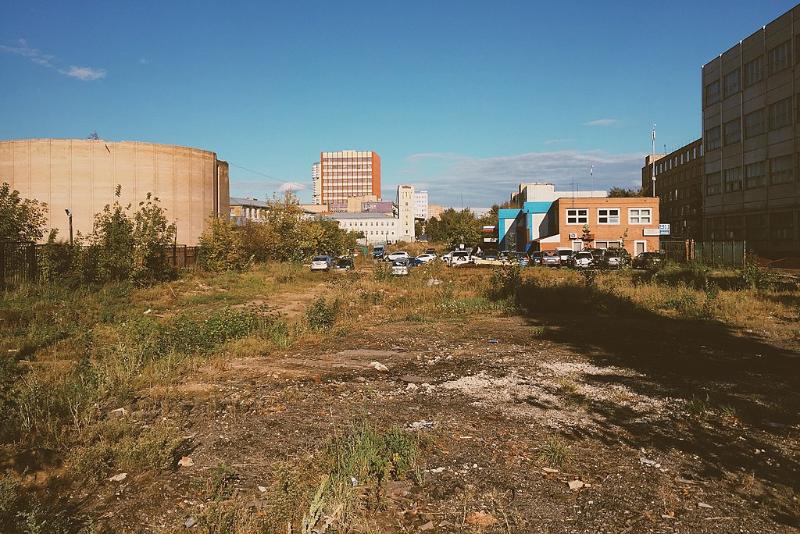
left=386, top=251, right=410, bottom=262
left=415, top=253, right=437, bottom=264
left=310, top=255, right=333, bottom=271
left=448, top=251, right=472, bottom=267
left=391, top=259, right=409, bottom=276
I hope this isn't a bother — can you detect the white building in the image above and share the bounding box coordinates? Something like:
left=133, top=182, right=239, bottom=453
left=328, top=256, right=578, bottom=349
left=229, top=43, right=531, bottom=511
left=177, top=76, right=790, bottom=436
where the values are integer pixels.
left=413, top=190, right=428, bottom=220
left=329, top=213, right=399, bottom=245
left=311, top=162, right=321, bottom=205
left=397, top=185, right=415, bottom=242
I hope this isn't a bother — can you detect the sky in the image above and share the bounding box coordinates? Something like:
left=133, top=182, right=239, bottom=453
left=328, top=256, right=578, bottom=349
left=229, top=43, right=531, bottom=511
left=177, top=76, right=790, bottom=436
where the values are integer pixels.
left=1, top=0, right=797, bottom=208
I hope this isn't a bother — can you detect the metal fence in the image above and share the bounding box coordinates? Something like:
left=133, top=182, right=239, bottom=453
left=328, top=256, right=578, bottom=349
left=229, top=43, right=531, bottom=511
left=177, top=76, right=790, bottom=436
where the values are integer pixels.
left=661, top=239, right=746, bottom=268
left=1, top=242, right=199, bottom=289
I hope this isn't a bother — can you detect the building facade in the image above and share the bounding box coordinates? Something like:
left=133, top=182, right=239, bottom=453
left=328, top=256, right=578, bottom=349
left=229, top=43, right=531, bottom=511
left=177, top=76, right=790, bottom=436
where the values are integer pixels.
left=538, top=197, right=661, bottom=255
left=397, top=184, right=415, bottom=242
left=641, top=138, right=704, bottom=240
left=0, top=138, right=229, bottom=245
left=328, top=213, right=399, bottom=245
left=413, top=190, right=429, bottom=220
left=311, top=162, right=321, bottom=205
left=318, top=150, right=381, bottom=212
left=701, top=6, right=800, bottom=254
left=230, top=197, right=269, bottom=225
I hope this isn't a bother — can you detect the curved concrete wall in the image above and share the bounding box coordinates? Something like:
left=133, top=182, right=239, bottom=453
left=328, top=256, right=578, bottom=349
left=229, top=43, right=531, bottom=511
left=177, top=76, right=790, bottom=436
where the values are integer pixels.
left=0, top=139, right=229, bottom=245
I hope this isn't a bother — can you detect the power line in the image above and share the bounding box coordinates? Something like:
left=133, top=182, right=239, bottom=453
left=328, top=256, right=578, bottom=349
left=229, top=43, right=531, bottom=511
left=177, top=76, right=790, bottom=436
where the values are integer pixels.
left=227, top=162, right=285, bottom=185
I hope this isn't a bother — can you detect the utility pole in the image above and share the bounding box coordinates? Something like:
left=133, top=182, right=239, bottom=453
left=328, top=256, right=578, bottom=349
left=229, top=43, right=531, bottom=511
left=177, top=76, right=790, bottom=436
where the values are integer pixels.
left=651, top=124, right=657, bottom=198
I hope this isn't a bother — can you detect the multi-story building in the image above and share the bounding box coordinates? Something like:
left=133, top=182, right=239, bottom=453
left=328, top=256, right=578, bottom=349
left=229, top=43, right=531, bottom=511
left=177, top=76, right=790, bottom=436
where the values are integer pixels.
left=641, top=138, right=704, bottom=240
left=537, top=197, right=661, bottom=255
left=328, top=212, right=399, bottom=245
left=318, top=150, right=381, bottom=212
left=413, top=190, right=429, bottom=220
left=499, top=183, right=607, bottom=251
left=397, top=184, right=415, bottom=242
left=311, top=162, right=321, bottom=205
left=230, top=197, right=269, bottom=225
left=701, top=6, right=800, bottom=254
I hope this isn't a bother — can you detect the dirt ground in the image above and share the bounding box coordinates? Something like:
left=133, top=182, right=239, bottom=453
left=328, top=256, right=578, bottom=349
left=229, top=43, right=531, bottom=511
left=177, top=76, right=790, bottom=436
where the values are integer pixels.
left=69, top=268, right=800, bottom=533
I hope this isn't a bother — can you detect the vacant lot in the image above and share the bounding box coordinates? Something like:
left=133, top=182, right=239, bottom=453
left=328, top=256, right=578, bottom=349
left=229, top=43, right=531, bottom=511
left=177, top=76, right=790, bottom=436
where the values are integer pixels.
left=1, top=261, right=798, bottom=532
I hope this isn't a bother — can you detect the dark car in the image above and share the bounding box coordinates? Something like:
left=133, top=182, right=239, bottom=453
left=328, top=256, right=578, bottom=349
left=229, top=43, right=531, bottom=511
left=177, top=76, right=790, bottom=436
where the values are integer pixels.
left=602, top=248, right=630, bottom=269
left=530, top=251, right=543, bottom=266
left=632, top=251, right=665, bottom=270
left=335, top=256, right=355, bottom=270
left=585, top=248, right=605, bottom=265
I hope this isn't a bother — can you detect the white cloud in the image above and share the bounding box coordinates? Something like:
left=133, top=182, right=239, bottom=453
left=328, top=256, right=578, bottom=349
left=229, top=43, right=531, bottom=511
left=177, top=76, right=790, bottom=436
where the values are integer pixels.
left=279, top=182, right=306, bottom=192
left=0, top=38, right=106, bottom=81
left=397, top=150, right=644, bottom=207
left=585, top=118, right=618, bottom=127
left=544, top=138, right=573, bottom=145
left=60, top=66, right=106, bottom=81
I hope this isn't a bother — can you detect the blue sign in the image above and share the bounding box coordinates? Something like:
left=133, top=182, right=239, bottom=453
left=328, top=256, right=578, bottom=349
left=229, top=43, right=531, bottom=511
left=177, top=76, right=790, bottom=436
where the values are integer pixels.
left=659, top=223, right=671, bottom=236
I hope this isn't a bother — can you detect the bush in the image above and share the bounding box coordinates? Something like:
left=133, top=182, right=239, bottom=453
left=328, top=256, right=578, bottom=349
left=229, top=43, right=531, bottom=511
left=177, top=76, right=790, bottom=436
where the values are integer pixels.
left=198, top=218, right=250, bottom=272
left=0, top=182, right=47, bottom=242
left=305, top=297, right=339, bottom=331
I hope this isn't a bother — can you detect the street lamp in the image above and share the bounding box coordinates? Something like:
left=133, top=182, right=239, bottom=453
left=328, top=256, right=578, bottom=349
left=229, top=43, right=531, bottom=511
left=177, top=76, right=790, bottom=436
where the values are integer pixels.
left=64, top=209, right=73, bottom=246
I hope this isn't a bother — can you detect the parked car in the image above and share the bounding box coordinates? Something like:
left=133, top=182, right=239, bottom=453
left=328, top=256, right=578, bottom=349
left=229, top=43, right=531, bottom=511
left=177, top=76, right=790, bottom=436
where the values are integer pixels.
left=334, top=256, right=354, bottom=271
left=386, top=251, right=410, bottom=262
left=529, top=251, right=543, bottom=266
left=602, top=248, right=630, bottom=269
left=448, top=250, right=472, bottom=267
left=632, top=251, right=666, bottom=270
left=424, top=248, right=437, bottom=255
left=585, top=248, right=606, bottom=265
left=556, top=248, right=575, bottom=265
left=310, top=255, right=333, bottom=271
left=415, top=253, right=437, bottom=264
left=571, top=250, right=594, bottom=269
left=541, top=250, right=561, bottom=267
left=372, top=244, right=385, bottom=260
left=391, top=258, right=410, bottom=276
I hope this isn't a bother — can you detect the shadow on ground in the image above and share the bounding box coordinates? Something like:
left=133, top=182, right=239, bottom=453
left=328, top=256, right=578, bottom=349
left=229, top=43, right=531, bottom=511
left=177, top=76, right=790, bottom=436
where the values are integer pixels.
left=510, top=281, right=800, bottom=526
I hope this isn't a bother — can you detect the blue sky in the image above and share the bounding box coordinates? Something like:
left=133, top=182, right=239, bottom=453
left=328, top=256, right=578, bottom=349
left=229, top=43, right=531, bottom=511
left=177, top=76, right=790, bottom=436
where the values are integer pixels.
left=1, top=1, right=797, bottom=207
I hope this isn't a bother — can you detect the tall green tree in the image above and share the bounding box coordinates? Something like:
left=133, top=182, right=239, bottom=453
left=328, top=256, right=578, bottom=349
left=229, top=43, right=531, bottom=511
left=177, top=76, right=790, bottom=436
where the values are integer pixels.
left=0, top=182, right=47, bottom=242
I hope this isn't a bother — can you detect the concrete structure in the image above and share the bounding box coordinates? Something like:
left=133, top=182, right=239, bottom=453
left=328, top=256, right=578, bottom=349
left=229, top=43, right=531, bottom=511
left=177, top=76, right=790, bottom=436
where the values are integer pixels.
left=413, top=190, right=429, bottom=220
left=311, top=162, right=321, bottom=205
left=702, top=6, right=800, bottom=254
left=397, top=184, right=415, bottom=242
left=0, top=138, right=228, bottom=245
left=230, top=197, right=269, bottom=225
left=537, top=197, right=661, bottom=255
left=328, top=212, right=399, bottom=245
left=428, top=204, right=445, bottom=220
left=498, top=183, right=607, bottom=251
left=345, top=194, right=378, bottom=213
left=641, top=139, right=704, bottom=240
left=318, top=150, right=381, bottom=212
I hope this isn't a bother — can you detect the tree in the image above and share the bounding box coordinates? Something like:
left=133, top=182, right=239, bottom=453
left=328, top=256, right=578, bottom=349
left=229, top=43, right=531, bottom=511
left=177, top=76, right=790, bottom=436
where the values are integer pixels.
left=608, top=187, right=643, bottom=198
left=90, top=185, right=135, bottom=281
left=0, top=182, right=47, bottom=242
left=198, top=217, right=249, bottom=272
left=131, top=193, right=177, bottom=283
left=425, top=208, right=482, bottom=247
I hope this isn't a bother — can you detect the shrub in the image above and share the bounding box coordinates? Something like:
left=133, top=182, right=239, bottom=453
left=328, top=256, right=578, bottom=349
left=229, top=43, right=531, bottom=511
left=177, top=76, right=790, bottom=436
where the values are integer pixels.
left=0, top=182, right=47, bottom=242
left=742, top=253, right=774, bottom=291
left=198, top=218, right=250, bottom=272
left=305, top=297, right=339, bottom=331
left=487, top=265, right=521, bottom=300
left=538, top=436, right=570, bottom=468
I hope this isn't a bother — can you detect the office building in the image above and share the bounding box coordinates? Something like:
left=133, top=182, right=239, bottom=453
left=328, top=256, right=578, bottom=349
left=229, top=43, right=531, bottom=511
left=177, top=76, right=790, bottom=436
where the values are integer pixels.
left=311, top=162, right=321, bottom=205
left=641, top=138, right=704, bottom=240
left=413, top=190, right=429, bottom=220
left=0, top=138, right=229, bottom=245
left=701, top=6, right=800, bottom=254
left=328, top=213, right=399, bottom=245
left=318, top=150, right=381, bottom=212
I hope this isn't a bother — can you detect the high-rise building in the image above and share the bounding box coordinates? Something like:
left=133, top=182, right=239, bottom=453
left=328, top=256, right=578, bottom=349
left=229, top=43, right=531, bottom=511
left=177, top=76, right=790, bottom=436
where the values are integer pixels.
left=311, top=162, right=321, bottom=205
left=397, top=185, right=415, bottom=242
left=701, top=6, right=800, bottom=254
left=318, top=150, right=381, bottom=212
left=641, top=139, right=704, bottom=240
left=413, top=190, right=429, bottom=220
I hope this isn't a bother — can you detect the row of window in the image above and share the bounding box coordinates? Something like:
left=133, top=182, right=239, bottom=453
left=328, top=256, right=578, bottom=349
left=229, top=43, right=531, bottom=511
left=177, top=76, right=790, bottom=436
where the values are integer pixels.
left=705, top=39, right=793, bottom=105
left=706, top=211, right=796, bottom=241
left=653, top=145, right=703, bottom=175
left=706, top=155, right=795, bottom=195
left=339, top=220, right=397, bottom=227
left=705, top=96, right=794, bottom=151
left=565, top=207, right=653, bottom=225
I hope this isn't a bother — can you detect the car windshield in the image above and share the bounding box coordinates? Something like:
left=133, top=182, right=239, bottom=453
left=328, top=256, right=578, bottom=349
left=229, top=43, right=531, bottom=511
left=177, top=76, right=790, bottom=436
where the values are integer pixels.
left=312, top=256, right=327, bottom=261
left=576, top=252, right=591, bottom=259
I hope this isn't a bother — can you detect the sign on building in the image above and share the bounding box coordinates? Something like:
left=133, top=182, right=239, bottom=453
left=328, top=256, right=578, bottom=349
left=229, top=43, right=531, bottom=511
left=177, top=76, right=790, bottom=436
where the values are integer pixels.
left=659, top=223, right=671, bottom=236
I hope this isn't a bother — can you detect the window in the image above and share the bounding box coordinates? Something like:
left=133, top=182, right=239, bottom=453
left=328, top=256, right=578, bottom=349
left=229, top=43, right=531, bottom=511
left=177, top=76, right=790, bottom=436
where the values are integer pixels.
left=746, top=214, right=768, bottom=241
left=769, top=155, right=793, bottom=184
left=705, top=80, right=720, bottom=105
left=706, top=172, right=721, bottom=195
left=723, top=167, right=742, bottom=192
left=768, top=97, right=792, bottom=129
left=770, top=211, right=795, bottom=240
left=724, top=118, right=741, bottom=145
left=705, top=126, right=721, bottom=151
left=724, top=69, right=740, bottom=97
left=594, top=241, right=622, bottom=249
left=745, top=161, right=765, bottom=189
left=744, top=57, right=763, bottom=86
left=597, top=208, right=620, bottom=224
left=768, top=40, right=791, bottom=75
left=566, top=208, right=588, bottom=224
left=628, top=208, right=652, bottom=224
left=744, top=109, right=765, bottom=138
